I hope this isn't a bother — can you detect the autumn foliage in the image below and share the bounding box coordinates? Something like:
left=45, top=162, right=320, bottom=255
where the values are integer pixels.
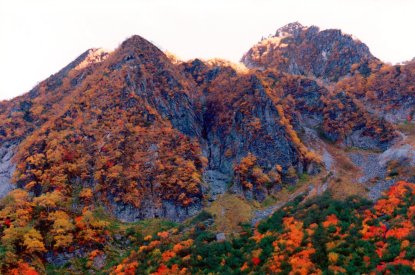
left=103, top=182, right=415, bottom=274
left=0, top=26, right=413, bottom=274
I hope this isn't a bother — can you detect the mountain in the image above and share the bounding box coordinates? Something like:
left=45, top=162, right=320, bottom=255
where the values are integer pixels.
left=0, top=23, right=414, bottom=273
left=0, top=48, right=110, bottom=198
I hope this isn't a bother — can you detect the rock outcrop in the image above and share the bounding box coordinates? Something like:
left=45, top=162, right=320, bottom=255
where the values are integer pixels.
left=0, top=142, right=17, bottom=198
left=241, top=22, right=376, bottom=81
left=336, top=62, right=415, bottom=123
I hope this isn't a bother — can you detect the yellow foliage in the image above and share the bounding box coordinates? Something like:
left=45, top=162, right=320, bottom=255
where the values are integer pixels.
left=23, top=229, right=46, bottom=253
left=79, top=188, right=94, bottom=201
left=33, top=191, right=63, bottom=210
left=53, top=234, right=74, bottom=249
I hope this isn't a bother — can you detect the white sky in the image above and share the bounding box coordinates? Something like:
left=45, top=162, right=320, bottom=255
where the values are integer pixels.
left=1, top=0, right=415, bottom=100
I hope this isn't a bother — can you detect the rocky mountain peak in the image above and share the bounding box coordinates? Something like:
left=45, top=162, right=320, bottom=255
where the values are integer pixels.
left=111, top=34, right=178, bottom=75
left=74, top=48, right=110, bottom=70
left=242, top=23, right=376, bottom=81
left=118, top=35, right=164, bottom=56
left=275, top=21, right=306, bottom=37
left=47, top=48, right=110, bottom=82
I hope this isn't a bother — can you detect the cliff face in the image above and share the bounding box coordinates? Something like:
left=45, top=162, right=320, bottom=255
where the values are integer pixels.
left=181, top=60, right=319, bottom=201
left=0, top=24, right=407, bottom=223
left=336, top=62, right=415, bottom=123
left=0, top=142, right=16, bottom=198
left=255, top=71, right=397, bottom=151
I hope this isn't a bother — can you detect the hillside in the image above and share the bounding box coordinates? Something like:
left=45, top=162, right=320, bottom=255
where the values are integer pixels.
left=0, top=23, right=414, bottom=273
left=110, top=181, right=415, bottom=274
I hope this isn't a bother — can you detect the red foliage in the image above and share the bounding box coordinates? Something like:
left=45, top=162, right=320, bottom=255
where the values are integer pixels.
left=252, top=257, right=261, bottom=266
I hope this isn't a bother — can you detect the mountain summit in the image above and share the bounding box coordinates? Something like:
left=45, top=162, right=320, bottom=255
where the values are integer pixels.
left=242, top=22, right=376, bottom=81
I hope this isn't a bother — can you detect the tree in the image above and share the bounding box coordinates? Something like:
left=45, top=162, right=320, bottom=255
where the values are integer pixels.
left=49, top=211, right=75, bottom=249
left=23, top=228, right=46, bottom=254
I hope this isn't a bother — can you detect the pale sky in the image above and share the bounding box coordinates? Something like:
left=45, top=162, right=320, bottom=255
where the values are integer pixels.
left=1, top=0, right=415, bottom=101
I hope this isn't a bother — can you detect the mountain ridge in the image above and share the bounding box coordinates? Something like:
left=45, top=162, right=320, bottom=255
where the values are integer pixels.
left=0, top=23, right=414, bottom=273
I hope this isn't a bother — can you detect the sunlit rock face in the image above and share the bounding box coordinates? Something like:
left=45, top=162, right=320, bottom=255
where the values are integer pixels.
left=0, top=142, right=17, bottom=198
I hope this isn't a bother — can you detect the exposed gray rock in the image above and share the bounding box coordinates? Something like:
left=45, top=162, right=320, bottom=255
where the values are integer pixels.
left=348, top=152, right=386, bottom=183
left=203, top=170, right=231, bottom=200
left=92, top=253, right=107, bottom=270
left=344, top=129, right=388, bottom=151
left=216, top=232, right=226, bottom=242
left=0, top=142, right=17, bottom=198
left=383, top=105, right=415, bottom=123
left=275, top=22, right=306, bottom=37
left=251, top=202, right=285, bottom=226
left=379, top=143, right=415, bottom=167
left=322, top=150, right=334, bottom=172
left=301, top=127, right=334, bottom=174
left=251, top=190, right=307, bottom=225
left=112, top=198, right=202, bottom=223
left=45, top=249, right=86, bottom=267
left=348, top=141, right=415, bottom=201
left=201, top=75, right=307, bottom=199
left=367, top=179, right=397, bottom=201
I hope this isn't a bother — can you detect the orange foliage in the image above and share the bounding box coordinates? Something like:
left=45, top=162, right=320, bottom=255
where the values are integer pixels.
left=172, top=239, right=193, bottom=253
left=374, top=181, right=415, bottom=216
left=157, top=231, right=169, bottom=240
left=361, top=224, right=387, bottom=240
left=8, top=262, right=38, bottom=275
left=161, top=250, right=176, bottom=262
left=152, top=264, right=188, bottom=275
left=234, top=153, right=281, bottom=192
left=113, top=260, right=139, bottom=275
left=278, top=217, right=304, bottom=252
left=322, top=214, right=339, bottom=228
left=267, top=217, right=320, bottom=274
left=385, top=220, right=412, bottom=240
left=289, top=248, right=320, bottom=275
